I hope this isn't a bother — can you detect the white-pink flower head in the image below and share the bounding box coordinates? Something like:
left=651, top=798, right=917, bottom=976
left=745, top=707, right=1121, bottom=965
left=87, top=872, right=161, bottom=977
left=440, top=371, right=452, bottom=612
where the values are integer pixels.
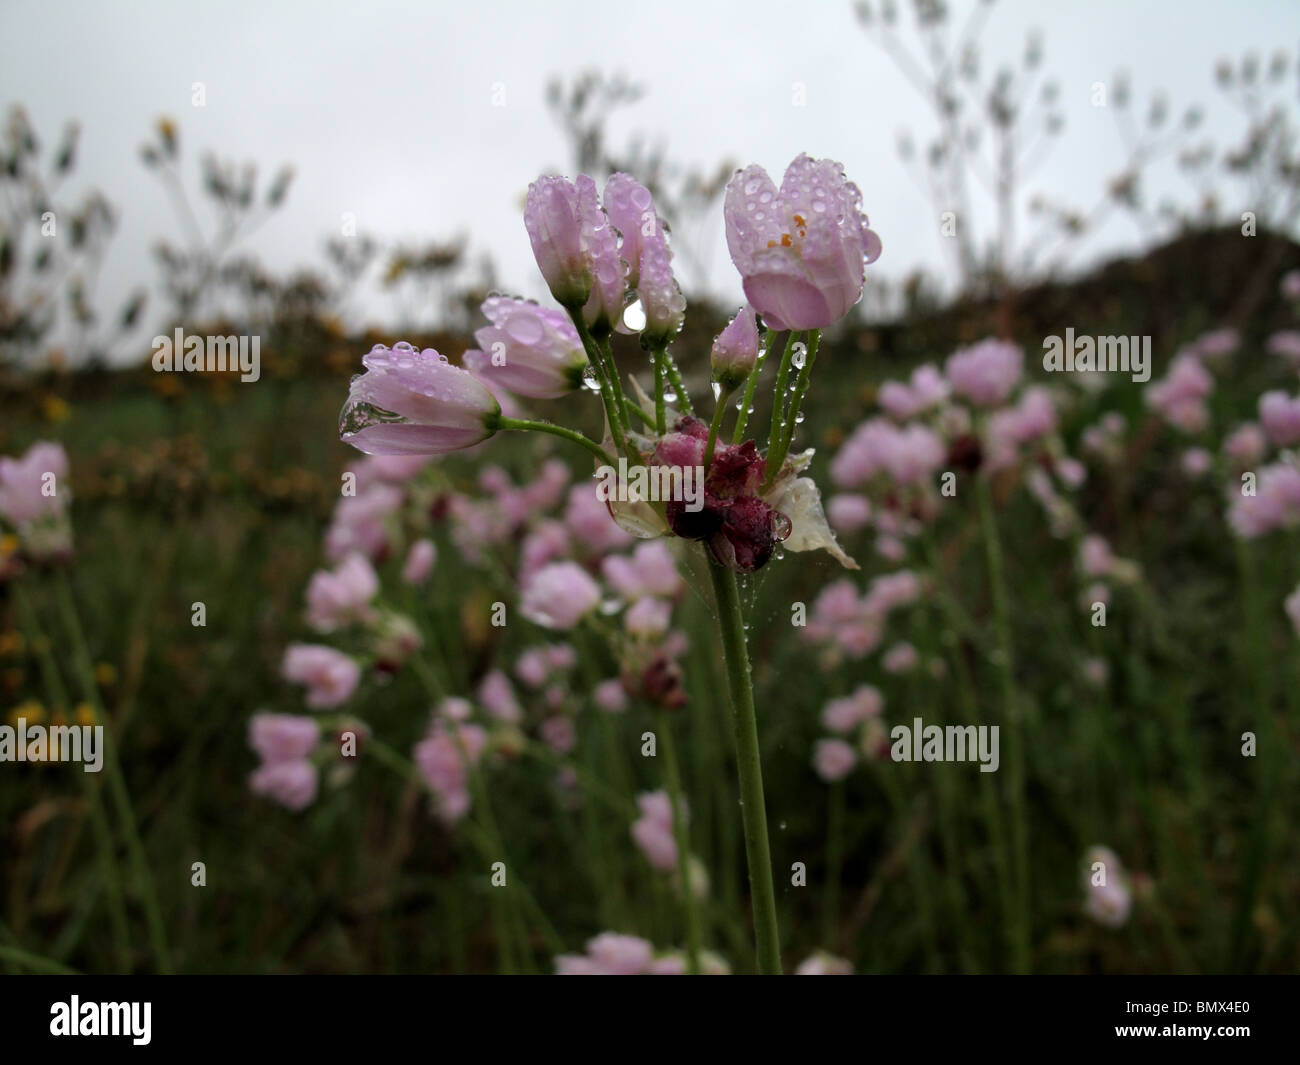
left=520, top=561, right=602, bottom=630
left=340, top=342, right=500, bottom=456
left=945, top=338, right=1024, bottom=407
left=724, top=154, right=881, bottom=331
left=1259, top=390, right=1300, bottom=448
left=463, top=296, right=588, bottom=398
left=304, top=553, right=379, bottom=632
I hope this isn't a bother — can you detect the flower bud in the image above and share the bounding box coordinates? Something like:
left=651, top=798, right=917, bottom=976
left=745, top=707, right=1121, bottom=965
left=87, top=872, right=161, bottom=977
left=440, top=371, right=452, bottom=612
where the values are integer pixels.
left=711, top=306, right=760, bottom=392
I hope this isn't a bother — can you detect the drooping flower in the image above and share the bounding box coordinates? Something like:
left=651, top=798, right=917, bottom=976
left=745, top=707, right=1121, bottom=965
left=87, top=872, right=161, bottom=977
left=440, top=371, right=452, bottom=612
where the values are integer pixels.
left=554, top=933, right=698, bottom=975
left=0, top=441, right=73, bottom=561
left=282, top=643, right=361, bottom=709
left=462, top=297, right=588, bottom=398
left=813, top=738, right=857, bottom=781
left=524, top=174, right=604, bottom=308
left=402, top=538, right=437, bottom=585
left=878, top=364, right=949, bottom=421
left=724, top=154, right=881, bottom=331
left=945, top=339, right=1023, bottom=407
left=821, top=685, right=883, bottom=733
left=520, top=561, right=602, bottom=630
left=1146, top=353, right=1213, bottom=433
left=304, top=553, right=379, bottom=632
left=1259, top=390, right=1300, bottom=447
left=631, top=790, right=681, bottom=872
left=250, top=759, right=318, bottom=811
left=247, top=712, right=322, bottom=811
left=339, top=343, right=501, bottom=456
left=795, top=951, right=853, bottom=975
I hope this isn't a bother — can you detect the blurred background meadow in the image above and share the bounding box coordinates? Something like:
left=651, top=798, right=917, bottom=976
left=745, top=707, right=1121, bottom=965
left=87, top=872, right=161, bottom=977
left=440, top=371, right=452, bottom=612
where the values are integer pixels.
left=1, top=0, right=1299, bottom=974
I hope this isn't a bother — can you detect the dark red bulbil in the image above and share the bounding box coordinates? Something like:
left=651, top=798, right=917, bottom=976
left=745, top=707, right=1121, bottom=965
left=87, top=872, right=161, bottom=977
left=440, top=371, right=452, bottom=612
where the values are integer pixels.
left=657, top=416, right=791, bottom=573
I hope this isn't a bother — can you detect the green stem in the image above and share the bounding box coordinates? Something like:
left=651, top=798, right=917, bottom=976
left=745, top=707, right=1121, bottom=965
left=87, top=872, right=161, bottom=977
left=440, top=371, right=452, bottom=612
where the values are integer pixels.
left=13, top=582, right=132, bottom=972
left=54, top=572, right=172, bottom=974
left=765, top=332, right=800, bottom=463
left=764, top=330, right=819, bottom=492
left=658, top=711, right=703, bottom=974
left=775, top=330, right=820, bottom=461
left=703, top=387, right=731, bottom=472
left=570, top=313, right=630, bottom=457
left=497, top=416, right=614, bottom=467
left=706, top=556, right=781, bottom=974
left=974, top=476, right=1030, bottom=974
left=652, top=345, right=667, bottom=435
left=663, top=348, right=694, bottom=416
left=733, top=330, right=776, bottom=443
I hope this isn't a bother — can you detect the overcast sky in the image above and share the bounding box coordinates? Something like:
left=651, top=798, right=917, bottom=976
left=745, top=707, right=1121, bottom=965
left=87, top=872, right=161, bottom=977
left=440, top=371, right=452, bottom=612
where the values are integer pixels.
left=2, top=0, right=1298, bottom=363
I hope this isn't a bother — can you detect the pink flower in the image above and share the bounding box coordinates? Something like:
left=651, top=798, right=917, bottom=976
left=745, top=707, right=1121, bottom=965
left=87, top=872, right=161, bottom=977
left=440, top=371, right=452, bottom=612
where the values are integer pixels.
left=1079, top=535, right=1115, bottom=578
left=582, top=183, right=630, bottom=334
left=349, top=453, right=432, bottom=490
left=632, top=210, right=684, bottom=346
left=250, top=760, right=318, bottom=811
left=477, top=669, right=521, bottom=723
left=305, top=553, right=379, bottom=632
left=711, top=306, right=761, bottom=391
left=0, top=441, right=69, bottom=525
left=1146, top=353, right=1213, bottom=432
left=282, top=644, right=361, bottom=708
left=540, top=715, right=577, bottom=754
left=813, top=738, right=857, bottom=781
left=602, top=173, right=656, bottom=291
left=724, top=154, right=881, bottom=331
left=1266, top=330, right=1300, bottom=367
left=524, top=174, right=604, bottom=308
left=631, top=790, right=682, bottom=872
left=863, top=570, right=921, bottom=614
left=602, top=541, right=683, bottom=600
left=821, top=685, right=883, bottom=733
left=1282, top=270, right=1300, bottom=301
left=1181, top=447, right=1212, bottom=477
left=402, top=538, right=437, bottom=585
left=1055, top=457, right=1086, bottom=489
left=515, top=648, right=550, bottom=689
left=878, top=363, right=949, bottom=420
left=1224, top=423, right=1267, bottom=466
left=795, top=951, right=853, bottom=975
left=248, top=713, right=320, bottom=764
left=564, top=482, right=635, bottom=555
left=593, top=678, right=628, bottom=713
left=555, top=933, right=658, bottom=975
left=339, top=342, right=500, bottom=456
left=414, top=719, right=487, bottom=823
left=882, top=641, right=919, bottom=673
left=324, top=484, right=402, bottom=563
left=1193, top=327, right=1238, bottom=363
left=624, top=596, right=672, bottom=637
left=520, top=562, right=602, bottom=630
left=463, top=296, right=588, bottom=398
left=945, top=339, right=1023, bottom=407
left=0, top=441, right=73, bottom=560
left=1259, top=390, right=1300, bottom=447
left=827, top=493, right=872, bottom=533
left=520, top=520, right=572, bottom=583
left=1227, top=461, right=1300, bottom=538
